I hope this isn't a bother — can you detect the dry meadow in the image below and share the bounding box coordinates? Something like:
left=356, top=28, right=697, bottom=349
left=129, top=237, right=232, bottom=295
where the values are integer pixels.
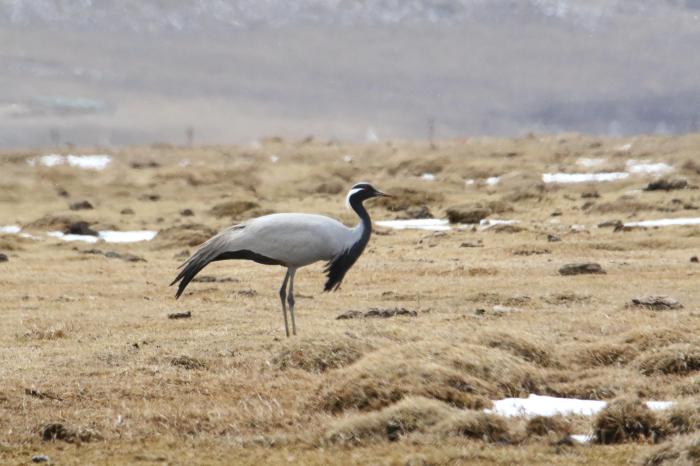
left=1, top=134, right=699, bottom=465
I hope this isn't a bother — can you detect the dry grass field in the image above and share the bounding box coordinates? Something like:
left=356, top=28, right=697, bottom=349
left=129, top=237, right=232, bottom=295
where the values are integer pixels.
left=1, top=134, right=699, bottom=465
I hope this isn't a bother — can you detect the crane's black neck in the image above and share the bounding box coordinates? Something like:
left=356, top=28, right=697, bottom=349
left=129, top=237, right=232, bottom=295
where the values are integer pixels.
left=323, top=195, right=373, bottom=291
left=349, top=196, right=372, bottom=243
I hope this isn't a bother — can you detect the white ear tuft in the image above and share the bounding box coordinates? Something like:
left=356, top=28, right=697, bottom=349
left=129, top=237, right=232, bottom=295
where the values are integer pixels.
left=345, top=188, right=363, bottom=210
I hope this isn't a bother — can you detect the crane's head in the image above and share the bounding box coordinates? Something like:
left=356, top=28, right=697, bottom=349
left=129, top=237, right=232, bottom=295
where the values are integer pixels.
left=345, top=182, right=390, bottom=209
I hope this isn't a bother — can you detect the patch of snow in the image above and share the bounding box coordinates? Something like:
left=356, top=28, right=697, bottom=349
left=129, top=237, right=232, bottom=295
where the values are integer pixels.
left=543, top=172, right=629, bottom=184
left=480, top=219, right=517, bottom=226
left=376, top=219, right=450, bottom=231
left=486, top=176, right=500, bottom=186
left=617, top=143, right=633, bottom=152
left=0, top=225, right=21, bottom=234
left=570, top=434, right=594, bottom=444
left=487, top=394, right=673, bottom=418
left=47, top=231, right=99, bottom=243
left=421, top=173, right=435, bottom=181
left=624, top=217, right=700, bottom=228
left=28, top=154, right=112, bottom=170
left=647, top=401, right=675, bottom=411
left=269, top=155, right=279, bottom=163
left=465, top=179, right=475, bottom=185
left=48, top=230, right=157, bottom=243
left=98, top=230, right=157, bottom=243
left=343, top=154, right=353, bottom=163
left=625, top=159, right=673, bottom=175
left=488, top=395, right=606, bottom=417
left=576, top=157, right=606, bottom=168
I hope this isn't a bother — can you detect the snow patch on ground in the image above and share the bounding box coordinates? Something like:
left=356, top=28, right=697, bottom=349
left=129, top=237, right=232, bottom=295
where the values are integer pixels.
left=625, top=159, right=673, bottom=175
left=0, top=225, right=21, bottom=234
left=625, top=217, right=700, bottom=228
left=421, top=173, right=435, bottom=181
left=5, top=226, right=156, bottom=243
left=542, top=172, right=629, bottom=184
left=48, top=230, right=157, bottom=243
left=487, top=394, right=673, bottom=418
left=375, top=219, right=450, bottom=231
left=28, top=154, right=112, bottom=170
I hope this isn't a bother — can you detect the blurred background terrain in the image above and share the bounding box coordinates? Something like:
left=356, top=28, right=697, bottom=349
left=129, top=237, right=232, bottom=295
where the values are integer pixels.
left=2, top=0, right=700, bottom=148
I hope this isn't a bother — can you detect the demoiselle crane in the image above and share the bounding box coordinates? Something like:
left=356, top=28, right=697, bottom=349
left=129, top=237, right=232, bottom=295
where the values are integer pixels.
left=170, top=182, right=389, bottom=337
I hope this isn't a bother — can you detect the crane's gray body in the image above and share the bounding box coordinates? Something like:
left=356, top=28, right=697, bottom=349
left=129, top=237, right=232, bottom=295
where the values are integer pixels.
left=218, top=213, right=360, bottom=267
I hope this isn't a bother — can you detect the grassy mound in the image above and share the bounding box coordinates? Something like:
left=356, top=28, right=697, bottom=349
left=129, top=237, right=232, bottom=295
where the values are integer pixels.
left=317, top=342, right=545, bottom=413
left=270, top=336, right=368, bottom=373
left=594, top=398, right=664, bottom=444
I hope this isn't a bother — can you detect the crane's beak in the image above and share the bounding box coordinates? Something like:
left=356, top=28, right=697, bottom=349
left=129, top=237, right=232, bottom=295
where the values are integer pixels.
left=376, top=190, right=392, bottom=198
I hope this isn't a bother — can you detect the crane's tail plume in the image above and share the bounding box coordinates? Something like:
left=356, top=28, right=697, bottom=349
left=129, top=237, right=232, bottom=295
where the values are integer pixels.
left=170, top=249, right=217, bottom=299
left=170, top=224, right=246, bottom=298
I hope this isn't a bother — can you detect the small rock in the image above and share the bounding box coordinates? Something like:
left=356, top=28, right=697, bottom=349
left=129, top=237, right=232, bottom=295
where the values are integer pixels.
left=547, top=234, right=561, bottom=242
left=336, top=310, right=364, bottom=320
left=32, top=455, right=50, bottom=463
left=645, top=178, right=688, bottom=191
left=0, top=253, right=8, bottom=262
left=486, top=224, right=526, bottom=233
left=365, top=307, right=417, bottom=318
left=691, top=256, right=699, bottom=263
left=403, top=205, right=433, bottom=219
left=139, top=193, right=161, bottom=202
left=42, top=423, right=72, bottom=442
left=445, top=204, right=491, bottom=224
left=551, top=210, right=562, bottom=217
left=168, top=311, right=192, bottom=319
left=559, top=262, right=606, bottom=276
left=180, top=208, right=194, bottom=217
left=130, top=160, right=160, bottom=169
left=120, top=208, right=135, bottom=215
left=581, top=191, right=600, bottom=199
left=460, top=241, right=483, bottom=248
left=598, top=219, right=623, bottom=229
left=56, top=187, right=70, bottom=197
left=65, top=221, right=97, bottom=236
left=171, top=355, right=207, bottom=370
left=630, top=295, right=683, bottom=311
left=69, top=200, right=93, bottom=210
left=237, top=289, right=257, bottom=297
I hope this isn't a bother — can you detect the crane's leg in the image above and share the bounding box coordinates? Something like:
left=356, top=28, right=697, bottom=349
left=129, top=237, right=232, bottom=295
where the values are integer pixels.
left=279, top=269, right=291, bottom=338
left=287, top=268, right=297, bottom=336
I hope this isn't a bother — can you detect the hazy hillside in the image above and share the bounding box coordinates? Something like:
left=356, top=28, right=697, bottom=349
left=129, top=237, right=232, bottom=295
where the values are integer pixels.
left=1, top=0, right=699, bottom=147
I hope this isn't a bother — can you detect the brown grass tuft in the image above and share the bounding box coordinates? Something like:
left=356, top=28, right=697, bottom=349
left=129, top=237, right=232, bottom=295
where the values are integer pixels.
left=594, top=398, right=664, bottom=444
left=642, top=434, right=700, bottom=466
left=662, top=401, right=700, bottom=436
left=525, top=415, right=572, bottom=438
left=479, top=331, right=554, bottom=367
left=154, top=223, right=217, bottom=248
left=433, top=411, right=512, bottom=443
left=209, top=200, right=259, bottom=219
left=270, top=336, right=367, bottom=373
left=317, top=356, right=491, bottom=413
left=635, top=344, right=700, bottom=376
left=322, top=396, right=455, bottom=445
left=576, top=343, right=636, bottom=367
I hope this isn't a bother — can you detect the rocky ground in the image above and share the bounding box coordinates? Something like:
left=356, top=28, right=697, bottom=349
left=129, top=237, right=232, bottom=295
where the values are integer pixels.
left=0, top=134, right=699, bottom=465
